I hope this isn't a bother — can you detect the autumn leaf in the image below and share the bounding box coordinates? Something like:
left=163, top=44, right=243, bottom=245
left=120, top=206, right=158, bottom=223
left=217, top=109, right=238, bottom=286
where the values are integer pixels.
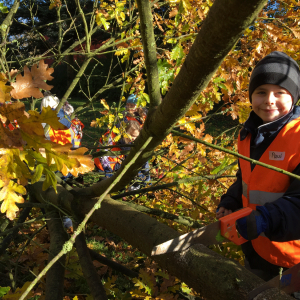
left=101, top=99, right=110, bottom=110
left=19, top=107, right=65, bottom=138
left=49, top=0, right=62, bottom=10
left=90, top=120, right=97, bottom=127
left=31, top=60, right=54, bottom=90
left=0, top=81, right=13, bottom=104
left=59, top=147, right=95, bottom=177
left=0, top=181, right=26, bottom=220
left=0, top=122, right=24, bottom=148
left=10, top=60, right=54, bottom=100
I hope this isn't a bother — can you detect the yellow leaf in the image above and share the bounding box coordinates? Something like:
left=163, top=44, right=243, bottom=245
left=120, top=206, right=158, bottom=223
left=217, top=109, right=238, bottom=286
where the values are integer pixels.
left=101, top=99, right=110, bottom=110
left=53, top=146, right=94, bottom=177
left=96, top=12, right=110, bottom=30
left=0, top=81, right=13, bottom=104
left=112, top=127, right=120, bottom=134
left=0, top=181, right=26, bottom=220
left=40, top=106, right=63, bottom=129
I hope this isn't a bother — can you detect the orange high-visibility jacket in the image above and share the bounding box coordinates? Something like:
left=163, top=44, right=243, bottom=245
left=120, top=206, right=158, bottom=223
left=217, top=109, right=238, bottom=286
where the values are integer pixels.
left=94, top=131, right=124, bottom=172
left=49, top=127, right=75, bottom=146
left=238, top=117, right=300, bottom=268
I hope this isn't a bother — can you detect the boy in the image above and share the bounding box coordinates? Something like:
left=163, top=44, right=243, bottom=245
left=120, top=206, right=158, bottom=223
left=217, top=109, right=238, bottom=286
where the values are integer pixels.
left=216, top=51, right=300, bottom=281
left=95, top=120, right=143, bottom=176
left=124, top=94, right=147, bottom=126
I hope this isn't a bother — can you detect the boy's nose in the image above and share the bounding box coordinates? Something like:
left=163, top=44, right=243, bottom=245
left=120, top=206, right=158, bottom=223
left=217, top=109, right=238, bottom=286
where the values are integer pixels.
left=265, top=92, right=276, bottom=105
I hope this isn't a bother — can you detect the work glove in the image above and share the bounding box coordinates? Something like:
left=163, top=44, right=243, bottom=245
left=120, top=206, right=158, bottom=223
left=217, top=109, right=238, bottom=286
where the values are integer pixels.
left=236, top=206, right=270, bottom=240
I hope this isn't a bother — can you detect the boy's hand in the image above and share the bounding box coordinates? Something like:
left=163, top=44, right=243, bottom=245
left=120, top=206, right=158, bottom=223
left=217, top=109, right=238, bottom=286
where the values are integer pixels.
left=236, top=206, right=270, bottom=240
left=216, top=207, right=232, bottom=219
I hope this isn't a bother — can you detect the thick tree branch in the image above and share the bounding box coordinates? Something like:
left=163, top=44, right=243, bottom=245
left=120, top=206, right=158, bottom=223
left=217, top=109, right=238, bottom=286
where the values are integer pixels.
left=45, top=210, right=68, bottom=300
left=75, top=232, right=107, bottom=300
left=119, top=201, right=203, bottom=228
left=74, top=196, right=293, bottom=300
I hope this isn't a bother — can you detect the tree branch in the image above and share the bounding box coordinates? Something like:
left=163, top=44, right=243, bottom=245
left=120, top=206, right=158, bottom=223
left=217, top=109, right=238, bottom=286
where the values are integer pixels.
left=136, top=0, right=161, bottom=108
left=75, top=232, right=107, bottom=300
left=45, top=210, right=68, bottom=300
left=88, top=248, right=138, bottom=278
left=172, top=129, right=300, bottom=181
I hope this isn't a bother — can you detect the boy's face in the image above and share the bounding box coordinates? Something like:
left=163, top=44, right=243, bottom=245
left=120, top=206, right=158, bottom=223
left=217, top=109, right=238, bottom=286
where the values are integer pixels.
left=126, top=103, right=137, bottom=113
left=124, top=128, right=140, bottom=143
left=251, top=84, right=293, bottom=123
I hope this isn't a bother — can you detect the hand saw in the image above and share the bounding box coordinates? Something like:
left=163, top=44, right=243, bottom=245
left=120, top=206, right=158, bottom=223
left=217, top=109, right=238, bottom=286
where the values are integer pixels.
left=151, top=207, right=252, bottom=256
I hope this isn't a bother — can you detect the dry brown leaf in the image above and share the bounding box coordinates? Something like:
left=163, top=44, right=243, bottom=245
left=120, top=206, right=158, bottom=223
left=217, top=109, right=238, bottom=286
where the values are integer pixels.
left=169, top=8, right=178, bottom=18
left=31, top=60, right=54, bottom=90
left=90, top=120, right=98, bottom=127
left=0, top=102, right=26, bottom=122
left=0, top=123, right=24, bottom=148
left=10, top=60, right=54, bottom=100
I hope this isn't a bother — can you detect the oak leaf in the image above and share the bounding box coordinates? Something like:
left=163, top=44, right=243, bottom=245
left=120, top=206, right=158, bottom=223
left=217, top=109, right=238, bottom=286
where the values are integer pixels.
left=0, top=122, right=24, bottom=148
left=10, top=60, right=54, bottom=99
left=60, top=147, right=95, bottom=177
left=0, top=181, right=26, bottom=220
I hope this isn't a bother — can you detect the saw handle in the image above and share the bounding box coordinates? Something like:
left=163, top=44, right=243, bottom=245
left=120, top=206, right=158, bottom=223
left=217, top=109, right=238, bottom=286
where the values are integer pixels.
left=220, top=207, right=252, bottom=245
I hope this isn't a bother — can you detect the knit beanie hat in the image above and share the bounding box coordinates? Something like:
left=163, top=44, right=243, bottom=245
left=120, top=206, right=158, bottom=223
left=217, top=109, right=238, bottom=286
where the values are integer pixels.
left=127, top=94, right=138, bottom=104
left=249, top=51, right=300, bottom=104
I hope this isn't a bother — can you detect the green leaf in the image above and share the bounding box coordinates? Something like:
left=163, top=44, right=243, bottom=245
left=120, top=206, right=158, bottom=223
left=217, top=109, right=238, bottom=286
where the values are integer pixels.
left=0, top=3, right=9, bottom=14
left=170, top=43, right=184, bottom=61
left=216, top=230, right=225, bottom=243
left=213, top=77, right=225, bottom=84
left=181, top=282, right=191, bottom=294
left=218, top=83, right=228, bottom=90
left=32, top=164, right=44, bottom=184
left=42, top=167, right=57, bottom=192
left=210, top=157, right=230, bottom=174
left=0, top=286, right=10, bottom=297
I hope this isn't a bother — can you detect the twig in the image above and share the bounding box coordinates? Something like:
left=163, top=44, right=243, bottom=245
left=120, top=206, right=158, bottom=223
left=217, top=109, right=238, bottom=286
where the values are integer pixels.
left=172, top=130, right=300, bottom=181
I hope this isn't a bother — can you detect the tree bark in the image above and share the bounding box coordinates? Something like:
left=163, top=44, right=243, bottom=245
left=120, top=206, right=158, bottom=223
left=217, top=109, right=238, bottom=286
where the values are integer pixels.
left=136, top=0, right=161, bottom=108
left=45, top=210, right=68, bottom=300
left=75, top=232, right=108, bottom=300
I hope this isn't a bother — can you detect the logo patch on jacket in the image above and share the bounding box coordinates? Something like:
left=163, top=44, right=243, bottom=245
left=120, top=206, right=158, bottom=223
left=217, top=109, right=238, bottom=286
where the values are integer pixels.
left=269, top=151, right=285, bottom=161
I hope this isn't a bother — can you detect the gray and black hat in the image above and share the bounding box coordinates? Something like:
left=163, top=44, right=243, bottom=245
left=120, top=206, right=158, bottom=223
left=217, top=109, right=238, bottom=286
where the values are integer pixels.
left=249, top=51, right=300, bottom=104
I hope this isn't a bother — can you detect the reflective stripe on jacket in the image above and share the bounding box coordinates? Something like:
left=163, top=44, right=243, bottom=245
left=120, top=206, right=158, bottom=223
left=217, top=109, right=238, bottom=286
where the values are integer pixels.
left=94, top=131, right=123, bottom=171
left=238, top=117, right=300, bottom=268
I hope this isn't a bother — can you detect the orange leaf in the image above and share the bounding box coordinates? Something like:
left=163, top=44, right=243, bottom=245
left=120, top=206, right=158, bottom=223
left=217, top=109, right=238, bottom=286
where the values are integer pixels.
left=10, top=60, right=54, bottom=100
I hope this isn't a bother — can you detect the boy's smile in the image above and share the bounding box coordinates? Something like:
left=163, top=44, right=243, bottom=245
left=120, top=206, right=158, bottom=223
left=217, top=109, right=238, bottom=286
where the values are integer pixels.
left=251, top=84, right=293, bottom=124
